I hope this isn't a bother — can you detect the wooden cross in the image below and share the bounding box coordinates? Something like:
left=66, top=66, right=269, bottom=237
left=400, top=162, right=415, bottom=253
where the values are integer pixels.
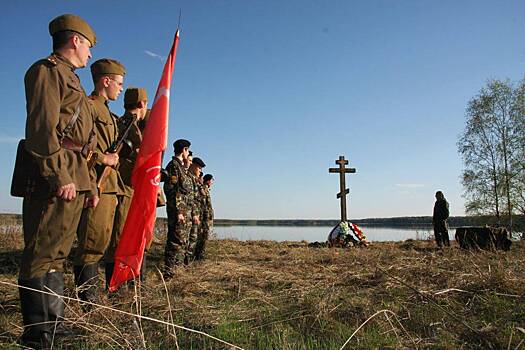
left=329, top=155, right=356, bottom=222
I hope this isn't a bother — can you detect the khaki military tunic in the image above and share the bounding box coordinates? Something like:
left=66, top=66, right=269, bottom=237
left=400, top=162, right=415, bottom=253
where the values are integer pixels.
left=75, top=93, right=125, bottom=266
left=20, top=54, right=96, bottom=279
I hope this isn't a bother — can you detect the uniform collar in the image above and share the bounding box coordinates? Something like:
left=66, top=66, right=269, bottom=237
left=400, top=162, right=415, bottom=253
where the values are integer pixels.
left=51, top=53, right=77, bottom=70
left=174, top=157, right=184, bottom=166
left=89, top=92, right=108, bottom=104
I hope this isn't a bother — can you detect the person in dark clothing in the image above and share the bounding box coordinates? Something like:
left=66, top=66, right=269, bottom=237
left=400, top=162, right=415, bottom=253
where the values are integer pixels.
left=433, top=191, right=450, bottom=247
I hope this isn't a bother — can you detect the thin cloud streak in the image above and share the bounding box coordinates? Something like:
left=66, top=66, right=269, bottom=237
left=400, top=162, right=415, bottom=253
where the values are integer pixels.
left=395, top=183, right=425, bottom=188
left=0, top=135, right=21, bottom=144
left=144, top=50, right=165, bottom=61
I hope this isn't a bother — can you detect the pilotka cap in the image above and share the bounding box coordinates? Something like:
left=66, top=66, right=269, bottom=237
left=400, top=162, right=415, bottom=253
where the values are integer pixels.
left=49, top=14, right=97, bottom=46
left=124, top=87, right=148, bottom=105
left=90, top=58, right=126, bottom=77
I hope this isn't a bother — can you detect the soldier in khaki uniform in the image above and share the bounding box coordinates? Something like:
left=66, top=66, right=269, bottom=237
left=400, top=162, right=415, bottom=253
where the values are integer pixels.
left=187, top=157, right=206, bottom=262
left=104, top=87, right=149, bottom=288
left=163, top=139, right=194, bottom=277
left=195, top=174, right=214, bottom=260
left=18, top=14, right=98, bottom=348
left=74, top=59, right=125, bottom=302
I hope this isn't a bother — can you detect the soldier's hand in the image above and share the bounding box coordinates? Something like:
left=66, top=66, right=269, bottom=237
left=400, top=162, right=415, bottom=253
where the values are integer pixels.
left=56, top=183, right=76, bottom=201
left=84, top=195, right=99, bottom=208
left=192, top=216, right=200, bottom=225
left=103, top=152, right=119, bottom=166
left=177, top=213, right=185, bottom=224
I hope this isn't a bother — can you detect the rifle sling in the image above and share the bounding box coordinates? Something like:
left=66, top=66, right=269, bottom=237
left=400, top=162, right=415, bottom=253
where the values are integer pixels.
left=59, top=99, right=82, bottom=143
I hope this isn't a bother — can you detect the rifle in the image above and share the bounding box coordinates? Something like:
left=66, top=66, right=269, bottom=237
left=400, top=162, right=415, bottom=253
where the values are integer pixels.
left=97, top=114, right=138, bottom=192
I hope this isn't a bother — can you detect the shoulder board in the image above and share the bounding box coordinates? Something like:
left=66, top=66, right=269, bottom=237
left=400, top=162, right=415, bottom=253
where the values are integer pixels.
left=46, top=55, right=58, bottom=66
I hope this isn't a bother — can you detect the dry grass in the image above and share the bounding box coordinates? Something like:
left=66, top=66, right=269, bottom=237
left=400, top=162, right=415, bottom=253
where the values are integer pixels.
left=1, top=219, right=524, bottom=349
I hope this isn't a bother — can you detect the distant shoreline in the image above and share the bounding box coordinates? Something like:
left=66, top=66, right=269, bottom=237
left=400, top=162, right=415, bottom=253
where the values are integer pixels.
left=2, top=213, right=522, bottom=229
left=212, top=216, right=524, bottom=228
left=0, top=214, right=525, bottom=228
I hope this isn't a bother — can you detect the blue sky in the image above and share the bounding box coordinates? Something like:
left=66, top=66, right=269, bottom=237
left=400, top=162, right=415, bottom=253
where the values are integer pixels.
left=1, top=1, right=524, bottom=219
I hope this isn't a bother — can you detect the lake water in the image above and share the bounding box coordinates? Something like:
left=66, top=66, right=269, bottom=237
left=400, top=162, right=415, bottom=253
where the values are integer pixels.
left=213, top=225, right=435, bottom=242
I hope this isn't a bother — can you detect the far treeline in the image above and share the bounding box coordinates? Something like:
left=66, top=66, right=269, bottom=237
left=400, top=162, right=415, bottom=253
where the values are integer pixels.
left=1, top=213, right=523, bottom=230
left=458, top=78, right=525, bottom=235
left=214, top=216, right=525, bottom=229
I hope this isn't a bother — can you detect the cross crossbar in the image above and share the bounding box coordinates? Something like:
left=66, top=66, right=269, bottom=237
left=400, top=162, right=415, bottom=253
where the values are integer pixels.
left=329, top=168, right=356, bottom=173
left=328, top=155, right=357, bottom=222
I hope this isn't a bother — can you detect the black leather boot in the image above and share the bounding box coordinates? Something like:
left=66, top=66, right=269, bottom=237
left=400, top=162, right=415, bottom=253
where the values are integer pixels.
left=126, top=256, right=147, bottom=290
left=45, top=271, right=73, bottom=336
left=73, top=264, right=99, bottom=305
left=45, top=271, right=64, bottom=323
left=104, top=263, right=114, bottom=291
left=19, top=277, right=51, bottom=349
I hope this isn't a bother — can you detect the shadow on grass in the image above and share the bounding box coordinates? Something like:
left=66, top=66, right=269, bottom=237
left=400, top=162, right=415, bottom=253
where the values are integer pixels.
left=0, top=250, right=21, bottom=275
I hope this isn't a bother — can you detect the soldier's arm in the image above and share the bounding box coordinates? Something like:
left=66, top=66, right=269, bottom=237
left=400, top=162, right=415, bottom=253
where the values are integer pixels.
left=174, top=186, right=184, bottom=214
left=205, top=193, right=213, bottom=220
left=24, top=62, right=73, bottom=190
left=192, top=184, right=201, bottom=218
left=163, top=161, right=174, bottom=197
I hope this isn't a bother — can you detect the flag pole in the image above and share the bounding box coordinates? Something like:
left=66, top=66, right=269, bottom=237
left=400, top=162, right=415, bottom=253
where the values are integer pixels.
left=160, top=18, right=181, bottom=172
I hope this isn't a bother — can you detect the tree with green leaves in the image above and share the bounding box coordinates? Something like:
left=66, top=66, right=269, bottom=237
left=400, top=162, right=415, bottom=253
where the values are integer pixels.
left=458, top=78, right=525, bottom=236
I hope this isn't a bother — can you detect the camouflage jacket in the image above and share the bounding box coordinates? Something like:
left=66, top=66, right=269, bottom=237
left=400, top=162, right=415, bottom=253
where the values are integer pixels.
left=163, top=157, right=193, bottom=216
left=188, top=173, right=201, bottom=218
left=200, top=184, right=214, bottom=221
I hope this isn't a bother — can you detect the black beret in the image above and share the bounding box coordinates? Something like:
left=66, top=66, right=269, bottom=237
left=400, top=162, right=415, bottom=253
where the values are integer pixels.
left=203, top=174, right=213, bottom=182
left=173, top=139, right=190, bottom=152
left=192, top=157, right=206, bottom=168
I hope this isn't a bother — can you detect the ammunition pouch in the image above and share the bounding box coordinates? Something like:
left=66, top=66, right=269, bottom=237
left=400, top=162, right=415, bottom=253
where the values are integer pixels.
left=10, top=140, right=52, bottom=198
left=11, top=138, right=98, bottom=199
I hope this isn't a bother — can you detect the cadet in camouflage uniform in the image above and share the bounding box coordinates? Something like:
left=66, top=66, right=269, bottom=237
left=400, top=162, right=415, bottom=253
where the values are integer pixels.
left=187, top=157, right=206, bottom=262
left=105, top=87, right=148, bottom=288
left=195, top=174, right=214, bottom=260
left=18, top=14, right=98, bottom=348
left=74, top=59, right=125, bottom=302
left=163, top=139, right=193, bottom=276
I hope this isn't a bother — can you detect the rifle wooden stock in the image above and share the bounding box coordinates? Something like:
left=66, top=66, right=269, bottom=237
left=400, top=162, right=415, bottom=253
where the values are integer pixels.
left=96, top=144, right=123, bottom=193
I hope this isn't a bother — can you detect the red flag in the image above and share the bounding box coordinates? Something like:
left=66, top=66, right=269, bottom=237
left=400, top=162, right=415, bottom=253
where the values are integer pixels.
left=109, top=30, right=180, bottom=292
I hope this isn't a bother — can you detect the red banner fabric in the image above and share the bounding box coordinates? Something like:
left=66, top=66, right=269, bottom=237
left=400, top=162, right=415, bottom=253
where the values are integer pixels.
left=109, top=30, right=180, bottom=292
